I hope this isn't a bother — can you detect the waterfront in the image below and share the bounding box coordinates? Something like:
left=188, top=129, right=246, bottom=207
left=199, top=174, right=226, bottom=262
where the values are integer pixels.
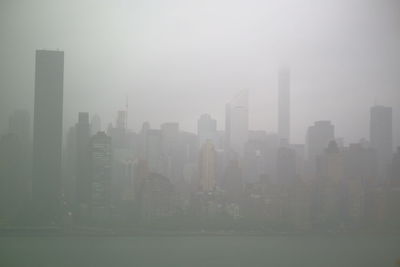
left=0, top=234, right=399, bottom=267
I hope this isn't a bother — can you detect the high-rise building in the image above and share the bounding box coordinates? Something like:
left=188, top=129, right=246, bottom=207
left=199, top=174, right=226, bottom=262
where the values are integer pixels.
left=370, top=105, right=393, bottom=179
left=197, top=114, right=217, bottom=148
left=109, top=110, right=128, bottom=149
left=243, top=140, right=267, bottom=183
left=116, top=110, right=127, bottom=130
left=63, top=126, right=76, bottom=204
left=140, top=173, right=175, bottom=221
left=90, top=131, right=112, bottom=221
left=315, top=141, right=345, bottom=226
left=8, top=110, right=30, bottom=149
left=390, top=147, right=400, bottom=187
left=75, top=112, right=91, bottom=209
left=306, top=121, right=335, bottom=164
left=146, top=129, right=164, bottom=175
left=161, top=122, right=182, bottom=184
left=32, top=50, right=64, bottom=223
left=277, top=146, right=297, bottom=184
left=161, top=122, right=179, bottom=154
left=8, top=109, right=31, bottom=198
left=90, top=114, right=101, bottom=135
left=225, top=90, right=249, bottom=158
left=344, top=143, right=377, bottom=187
left=278, top=68, right=290, bottom=143
left=139, top=122, right=150, bottom=159
left=198, top=141, right=217, bottom=192
left=223, top=160, right=243, bottom=202
left=0, top=134, right=24, bottom=221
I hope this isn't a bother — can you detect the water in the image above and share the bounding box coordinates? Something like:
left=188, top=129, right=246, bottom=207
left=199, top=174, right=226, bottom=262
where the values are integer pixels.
left=1, top=235, right=399, bottom=267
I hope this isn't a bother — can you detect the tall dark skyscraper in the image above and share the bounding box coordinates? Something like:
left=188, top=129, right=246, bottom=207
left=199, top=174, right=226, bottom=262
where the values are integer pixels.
left=370, top=105, right=393, bottom=179
left=32, top=50, right=64, bottom=223
left=278, top=68, right=290, bottom=144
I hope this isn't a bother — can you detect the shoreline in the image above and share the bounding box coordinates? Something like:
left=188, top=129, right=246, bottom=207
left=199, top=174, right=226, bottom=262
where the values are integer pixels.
left=0, top=227, right=399, bottom=238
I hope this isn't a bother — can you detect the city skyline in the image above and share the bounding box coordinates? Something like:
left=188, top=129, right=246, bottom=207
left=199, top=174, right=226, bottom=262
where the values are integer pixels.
left=1, top=1, right=400, bottom=266
left=1, top=0, right=399, bottom=145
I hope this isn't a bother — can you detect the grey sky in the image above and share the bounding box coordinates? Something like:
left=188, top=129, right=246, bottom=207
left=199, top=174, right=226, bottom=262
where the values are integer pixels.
left=0, top=0, right=399, bottom=145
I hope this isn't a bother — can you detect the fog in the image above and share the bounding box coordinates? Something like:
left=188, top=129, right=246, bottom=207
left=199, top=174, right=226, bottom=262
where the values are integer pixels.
left=1, top=0, right=399, bottom=144
left=1, top=1, right=400, bottom=266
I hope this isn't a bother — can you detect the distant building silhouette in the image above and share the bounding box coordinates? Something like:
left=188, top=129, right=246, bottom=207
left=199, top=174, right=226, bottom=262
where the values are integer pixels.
left=277, top=146, right=297, bottom=184
left=90, top=114, right=102, bottom=135
left=370, top=105, right=393, bottom=179
left=90, top=131, right=112, bottom=222
left=32, top=50, right=64, bottom=224
left=391, top=147, right=400, bottom=187
left=8, top=109, right=31, bottom=199
left=140, top=173, right=175, bottom=222
left=223, top=160, right=243, bottom=203
left=8, top=110, right=31, bottom=150
left=109, top=110, right=128, bottom=149
left=306, top=121, right=335, bottom=174
left=243, top=140, right=267, bottom=183
left=0, top=134, right=24, bottom=222
left=161, top=122, right=182, bottom=184
left=197, top=114, right=217, bottom=148
left=278, top=68, right=290, bottom=144
left=146, top=129, right=164, bottom=175
left=225, top=90, right=249, bottom=158
left=315, top=141, right=345, bottom=227
left=75, top=112, right=91, bottom=215
left=198, top=141, right=217, bottom=192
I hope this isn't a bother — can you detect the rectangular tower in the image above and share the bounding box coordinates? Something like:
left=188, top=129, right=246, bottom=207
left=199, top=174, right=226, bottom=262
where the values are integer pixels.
left=278, top=68, right=290, bottom=144
left=76, top=112, right=91, bottom=207
left=370, top=105, right=392, bottom=179
left=225, top=90, right=249, bottom=158
left=32, top=50, right=64, bottom=223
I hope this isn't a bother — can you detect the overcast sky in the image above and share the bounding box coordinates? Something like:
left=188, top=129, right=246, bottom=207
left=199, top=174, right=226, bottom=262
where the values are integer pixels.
left=0, top=0, right=399, bottom=145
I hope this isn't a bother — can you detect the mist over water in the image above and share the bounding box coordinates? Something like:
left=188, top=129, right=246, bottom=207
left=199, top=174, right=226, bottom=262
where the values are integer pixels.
left=1, top=235, right=400, bottom=267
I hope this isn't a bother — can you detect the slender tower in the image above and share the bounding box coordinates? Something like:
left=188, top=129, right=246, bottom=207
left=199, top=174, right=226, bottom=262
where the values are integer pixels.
left=32, top=50, right=64, bottom=223
left=278, top=68, right=290, bottom=144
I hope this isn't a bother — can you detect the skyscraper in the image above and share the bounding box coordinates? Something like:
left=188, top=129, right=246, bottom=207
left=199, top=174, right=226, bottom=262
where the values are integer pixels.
left=109, top=110, right=127, bottom=149
left=146, top=129, right=164, bottom=175
left=198, top=141, right=217, bottom=192
left=225, top=90, right=249, bottom=158
left=8, top=110, right=31, bottom=150
left=161, top=122, right=179, bottom=155
left=277, top=146, right=297, bottom=184
left=370, top=105, right=393, bottom=179
left=90, top=114, right=102, bottom=135
left=75, top=112, right=91, bottom=210
left=32, top=50, right=64, bottom=223
left=8, top=109, right=31, bottom=199
left=391, top=147, right=400, bottom=186
left=306, top=121, right=335, bottom=174
left=197, top=114, right=217, bottom=148
left=90, top=131, right=112, bottom=221
left=278, top=68, right=290, bottom=143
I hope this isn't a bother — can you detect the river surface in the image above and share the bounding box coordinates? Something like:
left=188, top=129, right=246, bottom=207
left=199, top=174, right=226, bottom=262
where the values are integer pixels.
left=1, top=234, right=399, bottom=267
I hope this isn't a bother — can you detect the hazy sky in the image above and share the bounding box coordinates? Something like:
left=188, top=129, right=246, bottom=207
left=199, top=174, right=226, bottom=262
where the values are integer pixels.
left=0, top=0, right=399, bottom=145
